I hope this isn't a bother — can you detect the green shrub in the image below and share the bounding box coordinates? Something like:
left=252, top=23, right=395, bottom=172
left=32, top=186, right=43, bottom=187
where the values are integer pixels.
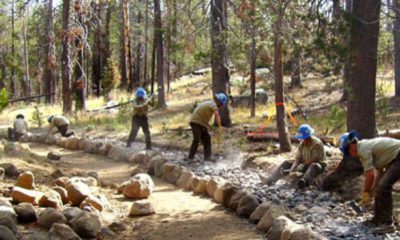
left=102, top=57, right=121, bottom=96
left=31, top=106, right=44, bottom=128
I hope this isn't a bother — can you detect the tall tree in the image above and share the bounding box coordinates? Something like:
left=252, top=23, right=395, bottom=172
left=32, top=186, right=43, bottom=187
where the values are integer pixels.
left=154, top=0, right=166, bottom=107
left=341, top=0, right=352, bottom=101
left=143, top=0, right=149, bottom=87
left=347, top=0, right=381, bottom=138
left=21, top=7, right=30, bottom=98
left=44, top=0, right=56, bottom=103
left=393, top=0, right=400, bottom=96
left=273, top=1, right=291, bottom=152
left=73, top=0, right=86, bottom=110
left=62, top=0, right=72, bottom=113
left=92, top=0, right=102, bottom=96
left=10, top=0, right=17, bottom=98
left=132, top=0, right=143, bottom=88
left=211, top=0, right=231, bottom=127
left=120, top=0, right=131, bottom=91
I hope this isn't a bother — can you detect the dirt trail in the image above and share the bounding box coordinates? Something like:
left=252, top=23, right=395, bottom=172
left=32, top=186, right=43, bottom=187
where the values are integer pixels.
left=17, top=143, right=263, bottom=240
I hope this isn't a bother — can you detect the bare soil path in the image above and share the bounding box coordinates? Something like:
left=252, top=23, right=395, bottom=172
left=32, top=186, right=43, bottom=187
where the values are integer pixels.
left=9, top=143, right=263, bottom=240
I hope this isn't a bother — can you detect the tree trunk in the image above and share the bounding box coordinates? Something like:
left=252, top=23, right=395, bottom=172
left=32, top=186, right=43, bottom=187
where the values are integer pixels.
left=394, top=0, right=400, bottom=96
left=143, top=0, right=149, bottom=87
left=333, top=0, right=341, bottom=18
left=290, top=48, right=301, bottom=88
left=154, top=0, right=166, bottom=107
left=92, top=1, right=102, bottom=96
left=105, top=0, right=112, bottom=61
left=133, top=0, right=142, bottom=88
left=387, top=0, right=393, bottom=32
left=211, top=0, right=231, bottom=127
left=44, top=0, right=56, bottom=103
left=274, top=5, right=291, bottom=152
left=341, top=0, right=352, bottom=101
left=62, top=0, right=72, bottom=113
left=11, top=0, right=17, bottom=98
left=21, top=17, right=30, bottom=98
left=120, top=0, right=131, bottom=91
left=250, top=30, right=256, bottom=117
left=166, top=0, right=172, bottom=93
left=0, top=53, right=5, bottom=90
left=74, top=0, right=86, bottom=110
left=347, top=0, right=381, bottom=139
left=150, top=35, right=156, bottom=95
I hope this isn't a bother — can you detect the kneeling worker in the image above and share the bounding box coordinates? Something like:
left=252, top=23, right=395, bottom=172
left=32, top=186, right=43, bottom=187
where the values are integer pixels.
left=8, top=114, right=28, bottom=141
left=188, top=92, right=228, bottom=161
left=47, top=115, right=74, bottom=137
left=260, top=124, right=326, bottom=189
left=338, top=131, right=400, bottom=234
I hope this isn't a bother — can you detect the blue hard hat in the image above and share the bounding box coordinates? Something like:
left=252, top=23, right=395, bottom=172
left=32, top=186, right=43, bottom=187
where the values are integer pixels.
left=295, top=124, right=315, bottom=140
left=135, top=87, right=147, bottom=98
left=338, top=130, right=359, bottom=154
left=47, top=115, right=54, bottom=123
left=215, top=93, right=228, bottom=106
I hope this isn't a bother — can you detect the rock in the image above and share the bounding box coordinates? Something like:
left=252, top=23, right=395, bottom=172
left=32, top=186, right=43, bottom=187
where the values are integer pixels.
left=50, top=169, right=65, bottom=179
left=228, top=190, right=246, bottom=210
left=25, top=233, right=49, bottom=240
left=147, top=155, right=166, bottom=175
left=108, top=222, right=127, bottom=232
left=67, top=177, right=97, bottom=187
left=53, top=176, right=70, bottom=188
left=78, top=138, right=87, bottom=150
left=16, top=171, right=35, bottom=190
left=117, top=181, right=129, bottom=194
left=191, top=176, right=209, bottom=195
left=97, top=143, right=113, bottom=156
left=49, top=223, right=80, bottom=240
left=5, top=142, right=30, bottom=153
left=236, top=192, right=259, bottom=218
left=266, top=216, right=303, bottom=240
left=0, top=163, right=18, bottom=178
left=289, top=227, right=328, bottom=240
left=70, top=211, right=101, bottom=238
left=65, top=138, right=80, bottom=150
left=62, top=207, right=82, bottom=221
left=129, top=200, right=155, bottom=217
left=154, top=159, right=168, bottom=178
left=176, top=171, right=195, bottom=190
left=84, top=141, right=100, bottom=154
left=206, top=177, right=225, bottom=198
left=256, top=204, right=285, bottom=232
left=14, top=203, right=37, bottom=223
left=39, top=190, right=63, bottom=209
left=128, top=150, right=155, bottom=165
left=0, top=210, right=17, bottom=234
left=107, top=146, right=130, bottom=162
left=66, top=181, right=91, bottom=206
left=56, top=137, right=68, bottom=148
left=233, top=88, right=269, bottom=107
left=11, top=187, right=43, bottom=205
left=0, top=198, right=13, bottom=208
left=161, top=163, right=182, bottom=184
left=0, top=167, right=5, bottom=179
left=0, top=225, right=16, bottom=240
left=45, top=135, right=58, bottom=145
left=130, top=166, right=147, bottom=176
left=38, top=208, right=67, bottom=229
left=47, top=151, right=62, bottom=161
left=52, top=187, right=68, bottom=205
left=122, top=174, right=154, bottom=199
left=213, top=183, right=238, bottom=207
left=250, top=202, right=273, bottom=223
left=80, top=195, right=104, bottom=212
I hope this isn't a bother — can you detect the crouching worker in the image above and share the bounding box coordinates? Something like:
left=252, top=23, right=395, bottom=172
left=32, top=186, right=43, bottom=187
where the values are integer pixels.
left=338, top=131, right=400, bottom=234
left=260, top=124, right=326, bottom=189
left=47, top=115, right=75, bottom=137
left=188, top=92, right=228, bottom=161
left=8, top=114, right=28, bottom=141
left=126, top=87, right=153, bottom=150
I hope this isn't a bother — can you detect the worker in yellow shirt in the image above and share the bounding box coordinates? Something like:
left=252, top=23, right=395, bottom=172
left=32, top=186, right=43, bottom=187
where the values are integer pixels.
left=188, top=93, right=228, bottom=161
left=338, top=130, right=400, bottom=234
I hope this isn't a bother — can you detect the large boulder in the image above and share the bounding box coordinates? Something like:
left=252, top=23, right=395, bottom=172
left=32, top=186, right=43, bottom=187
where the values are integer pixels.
left=62, top=207, right=82, bottom=222
left=213, top=183, right=239, bottom=207
left=128, top=150, right=156, bottom=165
left=147, top=155, right=166, bottom=175
left=289, top=227, right=328, bottom=240
left=11, top=187, right=43, bottom=205
left=38, top=208, right=67, bottom=229
left=97, top=143, right=113, bottom=156
left=228, top=191, right=246, bottom=210
left=176, top=171, right=195, bottom=190
left=256, top=204, right=285, bottom=232
left=53, top=177, right=70, bottom=188
left=0, top=210, right=17, bottom=234
left=122, top=174, right=154, bottom=199
left=38, top=190, right=63, bottom=209
left=250, top=202, right=273, bottom=223
left=66, top=181, right=91, bottom=206
left=161, top=163, right=182, bottom=184
left=56, top=137, right=68, bottom=148
left=0, top=225, right=16, bottom=240
left=70, top=211, right=101, bottom=238
left=47, top=151, right=62, bottom=161
left=14, top=203, right=37, bottom=224
left=79, top=138, right=88, bottom=151
left=154, top=159, right=168, bottom=178
left=206, top=177, right=225, bottom=198
left=266, top=216, right=303, bottom=240
left=107, top=146, right=130, bottom=162
left=67, top=177, right=97, bottom=187
left=80, top=195, right=105, bottom=212
left=53, top=187, right=68, bottom=204
left=236, top=192, right=260, bottom=218
left=129, top=200, right=155, bottom=217
left=233, top=89, right=269, bottom=107
left=16, top=171, right=35, bottom=190
left=44, top=135, right=58, bottom=145
left=49, top=223, right=80, bottom=240
left=65, top=137, right=80, bottom=150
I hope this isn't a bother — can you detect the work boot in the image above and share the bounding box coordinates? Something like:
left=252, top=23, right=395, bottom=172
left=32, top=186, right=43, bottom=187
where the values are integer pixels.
left=372, top=223, right=395, bottom=234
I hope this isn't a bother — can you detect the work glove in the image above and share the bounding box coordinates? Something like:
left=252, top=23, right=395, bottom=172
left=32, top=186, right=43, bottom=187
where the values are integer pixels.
left=360, top=192, right=372, bottom=208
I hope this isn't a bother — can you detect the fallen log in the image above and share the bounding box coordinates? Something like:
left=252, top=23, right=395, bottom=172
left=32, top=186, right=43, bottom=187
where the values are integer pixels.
left=247, top=132, right=335, bottom=145
left=9, top=92, right=55, bottom=103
